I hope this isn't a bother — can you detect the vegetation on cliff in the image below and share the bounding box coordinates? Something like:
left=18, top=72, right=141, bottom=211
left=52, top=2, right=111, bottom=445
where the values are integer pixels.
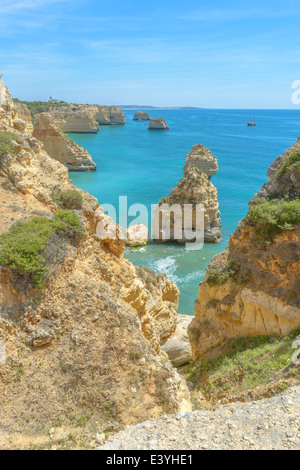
left=206, top=257, right=241, bottom=285
left=180, top=328, right=300, bottom=407
left=248, top=197, right=300, bottom=239
left=0, top=210, right=84, bottom=286
left=13, top=99, right=68, bottom=121
left=51, top=189, right=83, bottom=210
left=0, top=131, right=17, bottom=159
left=189, top=138, right=300, bottom=362
left=275, top=150, right=300, bottom=183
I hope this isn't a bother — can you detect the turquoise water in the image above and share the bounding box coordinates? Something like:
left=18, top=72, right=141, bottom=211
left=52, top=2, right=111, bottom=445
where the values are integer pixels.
left=68, top=109, right=300, bottom=315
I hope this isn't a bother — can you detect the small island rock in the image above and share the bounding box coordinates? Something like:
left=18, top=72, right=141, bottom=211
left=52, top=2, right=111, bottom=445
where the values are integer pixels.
left=126, top=224, right=150, bottom=246
left=133, top=111, right=151, bottom=121
left=149, top=117, right=169, bottom=130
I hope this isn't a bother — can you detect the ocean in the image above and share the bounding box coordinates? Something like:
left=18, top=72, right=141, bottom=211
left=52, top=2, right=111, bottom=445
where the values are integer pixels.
left=68, top=109, right=300, bottom=315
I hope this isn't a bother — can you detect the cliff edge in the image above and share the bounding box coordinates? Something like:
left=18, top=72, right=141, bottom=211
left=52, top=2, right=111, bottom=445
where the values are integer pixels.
left=0, top=77, right=191, bottom=449
left=189, top=139, right=300, bottom=358
left=33, top=112, right=96, bottom=171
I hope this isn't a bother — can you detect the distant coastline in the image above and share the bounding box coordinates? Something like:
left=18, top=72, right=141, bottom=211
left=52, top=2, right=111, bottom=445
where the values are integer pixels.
left=119, top=105, right=203, bottom=110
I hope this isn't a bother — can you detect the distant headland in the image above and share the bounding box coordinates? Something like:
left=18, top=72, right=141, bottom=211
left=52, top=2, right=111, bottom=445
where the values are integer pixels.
left=119, top=105, right=203, bottom=110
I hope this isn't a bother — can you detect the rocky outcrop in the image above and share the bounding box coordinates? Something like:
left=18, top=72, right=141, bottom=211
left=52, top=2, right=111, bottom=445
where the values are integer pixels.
left=133, top=111, right=151, bottom=121
left=189, top=139, right=300, bottom=359
left=162, top=314, right=193, bottom=366
left=153, top=145, right=221, bottom=244
left=149, top=117, right=169, bottom=130
left=48, top=106, right=99, bottom=133
left=48, top=104, right=125, bottom=133
left=125, top=224, right=150, bottom=246
left=0, top=77, right=191, bottom=449
left=13, top=102, right=33, bottom=135
left=252, top=136, right=300, bottom=201
left=92, top=105, right=125, bottom=125
left=33, top=112, right=96, bottom=171
left=98, top=387, right=300, bottom=450
left=185, top=144, right=218, bottom=179
left=0, top=77, right=32, bottom=135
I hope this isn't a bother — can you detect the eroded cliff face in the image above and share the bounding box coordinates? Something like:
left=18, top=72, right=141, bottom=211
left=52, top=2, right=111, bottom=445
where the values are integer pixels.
left=189, top=139, right=300, bottom=359
left=0, top=79, right=32, bottom=135
left=0, top=78, right=191, bottom=448
left=48, top=104, right=125, bottom=133
left=13, top=102, right=33, bottom=135
left=154, top=144, right=221, bottom=244
left=33, top=112, right=96, bottom=170
left=91, top=105, right=125, bottom=125
left=48, top=106, right=99, bottom=133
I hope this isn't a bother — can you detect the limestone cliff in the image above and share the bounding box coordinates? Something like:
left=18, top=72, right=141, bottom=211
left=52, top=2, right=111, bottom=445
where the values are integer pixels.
left=0, top=78, right=32, bottom=135
left=33, top=112, right=96, bottom=170
left=189, top=139, right=300, bottom=359
left=48, top=104, right=125, bottom=133
left=48, top=106, right=99, bottom=133
left=0, top=78, right=191, bottom=449
left=91, top=105, right=125, bottom=125
left=153, top=144, right=221, bottom=244
left=13, top=102, right=33, bottom=135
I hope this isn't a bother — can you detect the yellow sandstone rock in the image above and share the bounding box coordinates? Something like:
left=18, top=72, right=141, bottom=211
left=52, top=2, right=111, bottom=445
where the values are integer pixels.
left=33, top=112, right=96, bottom=171
left=0, top=77, right=191, bottom=446
left=189, top=139, right=300, bottom=359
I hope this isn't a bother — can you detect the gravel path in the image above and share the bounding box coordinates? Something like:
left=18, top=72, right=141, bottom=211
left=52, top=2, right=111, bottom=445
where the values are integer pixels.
left=98, top=387, right=300, bottom=450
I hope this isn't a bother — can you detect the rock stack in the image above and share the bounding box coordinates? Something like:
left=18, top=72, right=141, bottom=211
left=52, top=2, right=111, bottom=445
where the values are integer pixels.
left=149, top=117, right=169, bottom=130
left=153, top=144, right=221, bottom=244
left=185, top=144, right=218, bottom=179
left=133, top=111, right=151, bottom=121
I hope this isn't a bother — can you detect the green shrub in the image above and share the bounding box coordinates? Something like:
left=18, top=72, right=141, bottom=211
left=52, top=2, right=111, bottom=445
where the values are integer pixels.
left=51, top=189, right=83, bottom=210
left=206, top=267, right=232, bottom=286
left=53, top=210, right=84, bottom=240
left=0, top=131, right=17, bottom=159
left=206, top=258, right=240, bottom=286
left=0, top=210, right=84, bottom=286
left=275, top=150, right=300, bottom=181
left=248, top=198, right=300, bottom=238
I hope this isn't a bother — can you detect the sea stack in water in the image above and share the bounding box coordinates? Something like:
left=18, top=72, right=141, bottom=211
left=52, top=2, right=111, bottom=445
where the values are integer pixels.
left=125, top=224, right=150, bottom=246
left=33, top=112, right=96, bottom=171
left=185, top=144, right=218, bottom=179
left=133, top=111, right=151, bottom=121
left=149, top=117, right=169, bottom=130
left=153, top=144, right=221, bottom=244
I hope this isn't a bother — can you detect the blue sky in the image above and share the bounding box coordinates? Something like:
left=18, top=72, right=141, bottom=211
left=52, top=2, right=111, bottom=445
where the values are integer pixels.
left=0, top=0, right=300, bottom=108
